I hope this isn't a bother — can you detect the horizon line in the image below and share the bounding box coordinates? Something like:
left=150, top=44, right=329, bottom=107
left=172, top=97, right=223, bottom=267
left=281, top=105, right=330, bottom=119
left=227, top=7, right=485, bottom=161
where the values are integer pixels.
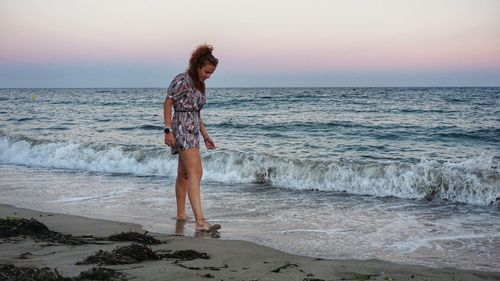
left=1, top=86, right=500, bottom=89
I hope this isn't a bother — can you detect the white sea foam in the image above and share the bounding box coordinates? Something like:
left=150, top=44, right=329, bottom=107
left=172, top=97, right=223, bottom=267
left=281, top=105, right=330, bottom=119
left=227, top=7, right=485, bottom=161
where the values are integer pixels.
left=0, top=136, right=177, bottom=177
left=1, top=136, right=498, bottom=205
left=202, top=150, right=499, bottom=205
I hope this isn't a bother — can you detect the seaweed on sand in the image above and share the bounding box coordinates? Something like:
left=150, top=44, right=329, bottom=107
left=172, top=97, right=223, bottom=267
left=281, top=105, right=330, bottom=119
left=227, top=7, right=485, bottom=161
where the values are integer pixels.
left=0, top=217, right=49, bottom=238
left=0, top=217, right=89, bottom=245
left=0, top=264, right=127, bottom=281
left=107, top=231, right=162, bottom=245
left=339, top=273, right=380, bottom=280
left=271, top=261, right=299, bottom=273
left=0, top=264, right=71, bottom=281
left=78, top=244, right=211, bottom=265
left=157, top=249, right=210, bottom=261
left=76, top=266, right=127, bottom=281
left=77, top=244, right=158, bottom=265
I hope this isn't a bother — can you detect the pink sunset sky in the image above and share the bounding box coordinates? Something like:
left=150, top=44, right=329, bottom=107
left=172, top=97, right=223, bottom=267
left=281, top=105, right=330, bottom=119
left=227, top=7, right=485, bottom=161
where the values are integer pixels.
left=1, top=0, right=499, bottom=87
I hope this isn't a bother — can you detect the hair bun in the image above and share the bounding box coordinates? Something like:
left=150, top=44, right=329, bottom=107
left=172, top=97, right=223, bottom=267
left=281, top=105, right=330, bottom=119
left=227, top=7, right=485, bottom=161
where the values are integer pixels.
left=195, top=44, right=213, bottom=57
left=189, top=44, right=217, bottom=67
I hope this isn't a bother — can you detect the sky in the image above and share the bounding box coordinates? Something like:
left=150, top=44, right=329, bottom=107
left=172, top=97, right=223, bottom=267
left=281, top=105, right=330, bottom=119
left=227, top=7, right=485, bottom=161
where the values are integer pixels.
left=1, top=0, right=499, bottom=87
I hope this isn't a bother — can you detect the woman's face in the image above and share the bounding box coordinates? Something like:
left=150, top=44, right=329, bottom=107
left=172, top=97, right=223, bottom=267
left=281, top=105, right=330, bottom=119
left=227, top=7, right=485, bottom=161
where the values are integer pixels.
left=198, top=64, right=216, bottom=82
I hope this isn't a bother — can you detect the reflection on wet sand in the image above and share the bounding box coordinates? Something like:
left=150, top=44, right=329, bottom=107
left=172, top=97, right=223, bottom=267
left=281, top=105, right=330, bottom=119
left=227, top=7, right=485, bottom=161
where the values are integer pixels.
left=175, top=219, right=186, bottom=236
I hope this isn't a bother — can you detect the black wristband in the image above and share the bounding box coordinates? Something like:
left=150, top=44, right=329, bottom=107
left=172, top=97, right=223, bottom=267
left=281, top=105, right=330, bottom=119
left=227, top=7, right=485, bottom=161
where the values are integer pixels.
left=164, top=128, right=171, bottom=134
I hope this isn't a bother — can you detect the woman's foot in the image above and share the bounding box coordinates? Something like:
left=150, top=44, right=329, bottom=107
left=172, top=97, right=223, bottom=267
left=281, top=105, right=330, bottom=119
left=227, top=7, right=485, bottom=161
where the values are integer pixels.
left=195, top=220, right=221, bottom=232
left=195, top=220, right=212, bottom=232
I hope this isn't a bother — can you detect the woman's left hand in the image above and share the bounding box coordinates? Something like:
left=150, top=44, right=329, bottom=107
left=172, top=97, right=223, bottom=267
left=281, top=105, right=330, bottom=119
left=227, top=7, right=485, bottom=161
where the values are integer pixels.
left=204, top=137, right=216, bottom=150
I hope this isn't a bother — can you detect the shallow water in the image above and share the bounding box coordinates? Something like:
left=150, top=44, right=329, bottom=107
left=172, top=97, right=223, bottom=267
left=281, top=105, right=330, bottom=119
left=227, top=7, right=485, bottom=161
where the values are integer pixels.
left=1, top=164, right=498, bottom=271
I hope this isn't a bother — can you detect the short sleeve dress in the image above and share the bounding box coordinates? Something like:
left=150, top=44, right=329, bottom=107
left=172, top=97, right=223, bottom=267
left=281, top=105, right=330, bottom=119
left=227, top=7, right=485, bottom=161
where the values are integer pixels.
left=165, top=72, right=206, bottom=154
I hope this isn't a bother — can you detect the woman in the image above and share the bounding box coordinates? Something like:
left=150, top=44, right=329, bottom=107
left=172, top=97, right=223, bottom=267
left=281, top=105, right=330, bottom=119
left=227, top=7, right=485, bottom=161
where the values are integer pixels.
left=163, top=44, right=219, bottom=232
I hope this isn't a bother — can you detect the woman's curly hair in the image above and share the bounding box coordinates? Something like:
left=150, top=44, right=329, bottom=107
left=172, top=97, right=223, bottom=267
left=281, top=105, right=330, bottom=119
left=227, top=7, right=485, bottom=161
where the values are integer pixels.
left=187, top=44, right=218, bottom=93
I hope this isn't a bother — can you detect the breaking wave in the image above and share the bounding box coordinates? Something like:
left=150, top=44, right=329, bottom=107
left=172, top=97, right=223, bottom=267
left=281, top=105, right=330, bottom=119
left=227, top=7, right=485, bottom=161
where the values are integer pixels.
left=1, top=135, right=498, bottom=206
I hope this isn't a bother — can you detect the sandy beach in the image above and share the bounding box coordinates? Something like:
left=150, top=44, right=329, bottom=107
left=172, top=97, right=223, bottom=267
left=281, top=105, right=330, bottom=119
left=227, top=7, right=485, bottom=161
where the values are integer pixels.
left=1, top=203, right=499, bottom=281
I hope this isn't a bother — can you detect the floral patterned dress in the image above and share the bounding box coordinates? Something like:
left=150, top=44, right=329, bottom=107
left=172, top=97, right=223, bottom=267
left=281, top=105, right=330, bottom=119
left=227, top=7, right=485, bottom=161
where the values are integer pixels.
left=165, top=72, right=206, bottom=154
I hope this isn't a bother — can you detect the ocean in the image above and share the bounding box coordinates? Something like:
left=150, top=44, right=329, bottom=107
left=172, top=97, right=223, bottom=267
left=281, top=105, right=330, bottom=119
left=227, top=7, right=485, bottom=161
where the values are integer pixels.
left=0, top=87, right=499, bottom=271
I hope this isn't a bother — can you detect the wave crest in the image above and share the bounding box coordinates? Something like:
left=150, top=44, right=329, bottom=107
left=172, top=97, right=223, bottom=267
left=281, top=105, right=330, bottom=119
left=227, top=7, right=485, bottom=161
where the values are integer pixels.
left=1, top=135, right=498, bottom=205
left=202, top=151, right=499, bottom=205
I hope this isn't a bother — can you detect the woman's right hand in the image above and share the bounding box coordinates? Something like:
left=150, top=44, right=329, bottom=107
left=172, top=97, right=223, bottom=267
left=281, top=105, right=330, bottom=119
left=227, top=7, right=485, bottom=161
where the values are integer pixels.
left=165, top=133, right=175, bottom=147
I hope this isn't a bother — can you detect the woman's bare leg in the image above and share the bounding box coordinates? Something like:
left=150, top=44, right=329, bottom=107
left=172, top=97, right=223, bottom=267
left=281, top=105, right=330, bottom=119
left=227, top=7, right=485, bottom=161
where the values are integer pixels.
left=175, top=156, right=189, bottom=220
left=178, top=148, right=209, bottom=229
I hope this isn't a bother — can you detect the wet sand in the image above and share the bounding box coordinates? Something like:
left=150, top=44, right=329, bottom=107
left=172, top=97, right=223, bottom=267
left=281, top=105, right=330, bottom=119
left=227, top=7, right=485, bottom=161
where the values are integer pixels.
left=1, top=203, right=499, bottom=281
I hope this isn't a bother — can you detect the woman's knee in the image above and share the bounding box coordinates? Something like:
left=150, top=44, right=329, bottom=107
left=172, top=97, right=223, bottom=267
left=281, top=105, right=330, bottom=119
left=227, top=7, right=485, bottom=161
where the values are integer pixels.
left=179, top=149, right=203, bottom=181
left=187, top=167, right=202, bottom=182
left=177, top=167, right=188, bottom=181
left=177, top=158, right=188, bottom=181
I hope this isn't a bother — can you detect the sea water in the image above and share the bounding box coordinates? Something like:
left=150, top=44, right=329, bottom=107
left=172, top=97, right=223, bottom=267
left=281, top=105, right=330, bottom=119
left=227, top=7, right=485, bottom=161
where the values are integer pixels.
left=0, top=87, right=499, bottom=271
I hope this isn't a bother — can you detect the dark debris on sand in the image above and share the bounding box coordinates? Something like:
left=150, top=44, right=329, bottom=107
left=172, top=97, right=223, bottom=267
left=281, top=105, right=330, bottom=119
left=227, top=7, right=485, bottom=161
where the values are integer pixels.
left=175, top=263, right=227, bottom=271
left=302, top=273, right=380, bottom=281
left=16, top=251, right=33, bottom=260
left=0, top=217, right=165, bottom=247
left=76, top=266, right=127, bottom=281
left=78, top=243, right=210, bottom=265
left=0, top=217, right=89, bottom=245
left=158, top=249, right=210, bottom=261
left=107, top=231, right=162, bottom=245
left=77, top=244, right=158, bottom=265
left=340, top=273, right=380, bottom=280
left=0, top=264, right=71, bottom=281
left=0, top=264, right=127, bottom=281
left=271, top=261, right=299, bottom=273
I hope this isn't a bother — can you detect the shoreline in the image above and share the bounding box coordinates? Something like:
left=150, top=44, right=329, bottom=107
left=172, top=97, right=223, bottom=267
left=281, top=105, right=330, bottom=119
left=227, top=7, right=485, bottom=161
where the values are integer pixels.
left=1, top=203, right=499, bottom=281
